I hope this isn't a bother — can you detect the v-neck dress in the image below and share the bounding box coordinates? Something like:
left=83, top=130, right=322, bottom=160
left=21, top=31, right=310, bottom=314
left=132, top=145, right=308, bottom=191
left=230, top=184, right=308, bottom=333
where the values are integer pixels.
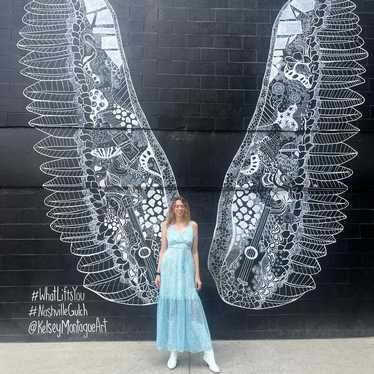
left=156, top=221, right=213, bottom=353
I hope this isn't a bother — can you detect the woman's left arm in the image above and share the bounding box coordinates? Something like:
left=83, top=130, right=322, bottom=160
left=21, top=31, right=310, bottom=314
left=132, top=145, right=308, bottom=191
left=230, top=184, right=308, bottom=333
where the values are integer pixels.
left=191, top=221, right=202, bottom=289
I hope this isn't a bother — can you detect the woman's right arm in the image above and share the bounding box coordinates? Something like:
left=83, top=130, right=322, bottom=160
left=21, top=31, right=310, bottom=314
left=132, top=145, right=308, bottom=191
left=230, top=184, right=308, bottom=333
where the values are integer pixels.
left=156, top=221, right=168, bottom=274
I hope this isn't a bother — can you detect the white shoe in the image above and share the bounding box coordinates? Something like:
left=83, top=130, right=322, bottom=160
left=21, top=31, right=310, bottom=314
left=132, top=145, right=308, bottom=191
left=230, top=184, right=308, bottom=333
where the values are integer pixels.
left=203, top=349, right=220, bottom=373
left=167, top=351, right=178, bottom=369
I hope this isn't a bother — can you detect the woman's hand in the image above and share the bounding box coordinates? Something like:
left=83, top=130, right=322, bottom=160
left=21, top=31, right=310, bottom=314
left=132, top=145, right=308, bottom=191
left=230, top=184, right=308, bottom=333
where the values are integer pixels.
left=155, top=274, right=161, bottom=288
left=195, top=276, right=202, bottom=291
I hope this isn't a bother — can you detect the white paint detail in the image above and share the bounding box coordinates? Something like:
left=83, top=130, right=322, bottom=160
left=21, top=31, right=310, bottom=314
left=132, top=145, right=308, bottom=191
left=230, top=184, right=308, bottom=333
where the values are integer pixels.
left=17, top=0, right=179, bottom=306
left=208, top=0, right=368, bottom=310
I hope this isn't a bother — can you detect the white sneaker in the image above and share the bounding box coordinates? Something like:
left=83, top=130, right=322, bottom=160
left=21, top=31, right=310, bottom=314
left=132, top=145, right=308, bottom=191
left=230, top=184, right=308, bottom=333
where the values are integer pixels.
left=167, top=351, right=178, bottom=369
left=203, top=349, right=220, bottom=373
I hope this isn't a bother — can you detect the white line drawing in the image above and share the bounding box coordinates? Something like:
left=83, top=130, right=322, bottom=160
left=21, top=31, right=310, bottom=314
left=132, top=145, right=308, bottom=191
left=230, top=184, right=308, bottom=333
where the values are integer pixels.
left=208, top=0, right=368, bottom=309
left=18, top=0, right=179, bottom=305
left=18, top=0, right=368, bottom=310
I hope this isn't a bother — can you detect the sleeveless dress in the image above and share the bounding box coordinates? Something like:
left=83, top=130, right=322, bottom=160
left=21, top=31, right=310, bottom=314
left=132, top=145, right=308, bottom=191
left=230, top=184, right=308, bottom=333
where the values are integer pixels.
left=156, top=221, right=213, bottom=353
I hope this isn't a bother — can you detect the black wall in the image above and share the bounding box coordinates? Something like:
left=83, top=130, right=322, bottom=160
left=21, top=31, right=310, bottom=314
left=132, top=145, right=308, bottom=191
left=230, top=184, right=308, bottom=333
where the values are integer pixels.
left=0, top=0, right=374, bottom=342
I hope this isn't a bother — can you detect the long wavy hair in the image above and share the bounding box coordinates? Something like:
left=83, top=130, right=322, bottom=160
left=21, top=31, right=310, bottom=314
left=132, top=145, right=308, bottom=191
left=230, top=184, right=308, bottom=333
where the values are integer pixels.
left=166, top=195, right=191, bottom=226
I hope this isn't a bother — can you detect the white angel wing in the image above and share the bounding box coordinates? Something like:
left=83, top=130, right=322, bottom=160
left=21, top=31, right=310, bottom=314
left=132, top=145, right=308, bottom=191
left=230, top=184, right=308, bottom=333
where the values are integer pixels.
left=208, top=0, right=368, bottom=309
left=18, top=0, right=178, bottom=305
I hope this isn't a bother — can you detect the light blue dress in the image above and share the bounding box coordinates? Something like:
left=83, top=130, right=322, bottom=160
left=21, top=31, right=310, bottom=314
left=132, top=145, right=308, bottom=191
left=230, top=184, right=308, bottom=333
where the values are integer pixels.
left=156, top=221, right=213, bottom=353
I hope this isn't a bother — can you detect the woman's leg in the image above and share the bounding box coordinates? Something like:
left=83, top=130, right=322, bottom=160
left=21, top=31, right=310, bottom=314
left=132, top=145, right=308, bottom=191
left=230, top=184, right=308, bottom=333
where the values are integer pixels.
left=167, top=350, right=178, bottom=369
left=203, top=348, right=220, bottom=373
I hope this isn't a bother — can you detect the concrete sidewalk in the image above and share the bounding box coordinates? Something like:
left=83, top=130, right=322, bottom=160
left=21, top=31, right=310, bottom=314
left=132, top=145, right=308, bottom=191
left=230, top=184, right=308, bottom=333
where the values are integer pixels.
left=1, top=338, right=373, bottom=374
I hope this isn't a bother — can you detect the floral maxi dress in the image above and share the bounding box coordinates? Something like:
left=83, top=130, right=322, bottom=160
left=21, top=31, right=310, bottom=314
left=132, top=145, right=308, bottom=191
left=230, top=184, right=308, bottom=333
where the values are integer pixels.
left=156, top=221, right=213, bottom=352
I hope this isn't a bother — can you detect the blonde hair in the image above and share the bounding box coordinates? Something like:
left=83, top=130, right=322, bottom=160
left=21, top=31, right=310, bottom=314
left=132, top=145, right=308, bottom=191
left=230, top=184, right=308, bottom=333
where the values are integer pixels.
left=166, top=195, right=191, bottom=226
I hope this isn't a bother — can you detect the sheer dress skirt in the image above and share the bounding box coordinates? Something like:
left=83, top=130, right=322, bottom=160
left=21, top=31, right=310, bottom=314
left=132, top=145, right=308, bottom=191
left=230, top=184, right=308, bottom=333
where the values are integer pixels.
left=156, top=224, right=213, bottom=353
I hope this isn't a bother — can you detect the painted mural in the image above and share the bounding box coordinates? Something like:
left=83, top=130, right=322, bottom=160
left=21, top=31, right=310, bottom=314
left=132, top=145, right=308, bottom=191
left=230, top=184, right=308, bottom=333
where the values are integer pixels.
left=18, top=0, right=179, bottom=305
left=18, top=0, right=367, bottom=310
left=208, top=0, right=368, bottom=309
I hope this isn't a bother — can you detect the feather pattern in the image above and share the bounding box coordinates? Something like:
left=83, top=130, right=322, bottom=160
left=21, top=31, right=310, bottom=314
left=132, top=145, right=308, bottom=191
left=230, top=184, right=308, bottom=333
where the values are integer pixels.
left=208, top=0, right=368, bottom=309
left=18, top=0, right=178, bottom=305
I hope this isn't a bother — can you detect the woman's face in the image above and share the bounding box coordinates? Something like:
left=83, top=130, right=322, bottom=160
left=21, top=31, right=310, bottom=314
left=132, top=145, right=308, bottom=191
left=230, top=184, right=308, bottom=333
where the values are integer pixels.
left=173, top=199, right=185, bottom=219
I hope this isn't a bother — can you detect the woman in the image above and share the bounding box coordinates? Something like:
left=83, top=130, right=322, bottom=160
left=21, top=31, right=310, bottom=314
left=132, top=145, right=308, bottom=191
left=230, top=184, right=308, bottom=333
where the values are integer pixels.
left=155, top=195, right=220, bottom=372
